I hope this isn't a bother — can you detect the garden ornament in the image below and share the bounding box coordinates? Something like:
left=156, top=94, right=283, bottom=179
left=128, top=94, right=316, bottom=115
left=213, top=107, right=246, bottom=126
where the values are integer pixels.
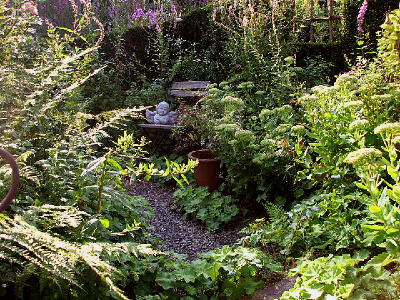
left=0, top=149, right=20, bottom=212
left=146, top=101, right=178, bottom=125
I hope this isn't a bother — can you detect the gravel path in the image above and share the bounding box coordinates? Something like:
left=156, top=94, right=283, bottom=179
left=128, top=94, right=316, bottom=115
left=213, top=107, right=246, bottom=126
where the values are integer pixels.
left=127, top=181, right=241, bottom=260
left=127, top=180, right=296, bottom=298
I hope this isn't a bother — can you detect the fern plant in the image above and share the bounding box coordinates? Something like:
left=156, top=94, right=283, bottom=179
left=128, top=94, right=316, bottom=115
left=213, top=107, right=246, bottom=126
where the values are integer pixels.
left=239, top=202, right=295, bottom=256
left=0, top=212, right=128, bottom=299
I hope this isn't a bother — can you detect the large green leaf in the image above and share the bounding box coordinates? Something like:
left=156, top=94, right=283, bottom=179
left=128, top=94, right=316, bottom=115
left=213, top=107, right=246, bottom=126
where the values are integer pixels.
left=386, top=239, right=400, bottom=254
left=242, top=277, right=264, bottom=295
left=175, top=267, right=197, bottom=283
left=364, top=252, right=392, bottom=268
left=209, top=263, right=221, bottom=281
left=156, top=272, right=177, bottom=289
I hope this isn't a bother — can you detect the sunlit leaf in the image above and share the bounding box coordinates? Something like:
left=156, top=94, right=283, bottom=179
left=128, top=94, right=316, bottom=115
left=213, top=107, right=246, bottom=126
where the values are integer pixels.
left=81, top=157, right=106, bottom=177
left=369, top=205, right=382, bottom=214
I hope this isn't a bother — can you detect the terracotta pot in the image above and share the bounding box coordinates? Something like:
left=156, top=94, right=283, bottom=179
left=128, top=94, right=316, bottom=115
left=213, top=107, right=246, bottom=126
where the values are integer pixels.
left=0, top=149, right=20, bottom=212
left=188, top=149, right=221, bottom=192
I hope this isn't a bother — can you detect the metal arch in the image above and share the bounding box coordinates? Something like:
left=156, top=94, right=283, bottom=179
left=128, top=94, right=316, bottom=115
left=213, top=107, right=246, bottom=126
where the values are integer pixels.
left=0, top=149, right=20, bottom=212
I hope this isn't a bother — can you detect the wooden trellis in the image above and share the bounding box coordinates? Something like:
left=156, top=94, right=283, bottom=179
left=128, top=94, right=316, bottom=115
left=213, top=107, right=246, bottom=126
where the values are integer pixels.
left=292, top=0, right=342, bottom=42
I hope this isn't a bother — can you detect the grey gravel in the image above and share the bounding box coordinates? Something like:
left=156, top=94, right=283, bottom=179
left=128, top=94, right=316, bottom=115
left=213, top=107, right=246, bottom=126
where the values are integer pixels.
left=127, top=180, right=241, bottom=260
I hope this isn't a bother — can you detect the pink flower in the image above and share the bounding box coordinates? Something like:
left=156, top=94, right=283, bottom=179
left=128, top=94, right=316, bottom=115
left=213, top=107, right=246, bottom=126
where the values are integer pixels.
left=272, top=0, right=278, bottom=11
left=357, top=0, right=368, bottom=33
left=20, top=1, right=38, bottom=16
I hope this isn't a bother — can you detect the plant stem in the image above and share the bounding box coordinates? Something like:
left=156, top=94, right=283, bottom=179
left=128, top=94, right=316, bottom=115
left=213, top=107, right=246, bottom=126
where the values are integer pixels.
left=97, top=157, right=108, bottom=214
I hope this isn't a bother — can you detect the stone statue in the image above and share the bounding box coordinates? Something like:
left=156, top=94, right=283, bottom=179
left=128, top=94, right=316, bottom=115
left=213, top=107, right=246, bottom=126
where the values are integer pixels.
left=146, top=101, right=178, bottom=125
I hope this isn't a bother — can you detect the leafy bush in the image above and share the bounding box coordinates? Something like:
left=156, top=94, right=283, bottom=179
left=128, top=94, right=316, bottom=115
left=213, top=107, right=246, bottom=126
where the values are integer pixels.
left=240, top=190, right=368, bottom=258
left=0, top=3, right=192, bottom=299
left=280, top=122, right=400, bottom=299
left=270, top=11, right=400, bottom=299
left=146, top=153, right=197, bottom=186
left=125, top=80, right=169, bottom=107
left=294, top=62, right=400, bottom=192
left=173, top=186, right=239, bottom=231
left=0, top=212, right=128, bottom=299
left=177, top=82, right=304, bottom=205
left=100, top=243, right=280, bottom=300
left=341, top=0, right=399, bottom=56
left=281, top=250, right=399, bottom=300
left=378, top=6, right=400, bottom=79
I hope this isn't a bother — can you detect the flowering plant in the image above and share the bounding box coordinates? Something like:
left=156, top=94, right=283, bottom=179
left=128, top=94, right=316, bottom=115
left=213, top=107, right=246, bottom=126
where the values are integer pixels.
left=357, top=0, right=368, bottom=33
left=176, top=82, right=302, bottom=205
left=20, top=1, right=38, bottom=15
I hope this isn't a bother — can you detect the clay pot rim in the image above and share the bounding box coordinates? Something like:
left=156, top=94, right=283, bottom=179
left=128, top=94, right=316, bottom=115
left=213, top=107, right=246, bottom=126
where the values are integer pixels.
left=188, top=149, right=220, bottom=162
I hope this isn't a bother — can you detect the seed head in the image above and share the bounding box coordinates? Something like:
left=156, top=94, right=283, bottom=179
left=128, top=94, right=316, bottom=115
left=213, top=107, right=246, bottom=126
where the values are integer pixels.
left=349, top=119, right=369, bottom=132
left=374, top=123, right=400, bottom=136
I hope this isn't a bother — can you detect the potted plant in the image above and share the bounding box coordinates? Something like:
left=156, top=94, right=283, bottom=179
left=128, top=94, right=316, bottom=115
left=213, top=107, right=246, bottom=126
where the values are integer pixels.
left=188, top=149, right=221, bottom=192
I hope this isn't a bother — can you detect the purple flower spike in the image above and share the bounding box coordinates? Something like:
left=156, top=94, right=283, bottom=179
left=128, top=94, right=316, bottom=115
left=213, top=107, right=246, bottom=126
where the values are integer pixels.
left=134, top=8, right=145, bottom=19
left=357, top=0, right=368, bottom=33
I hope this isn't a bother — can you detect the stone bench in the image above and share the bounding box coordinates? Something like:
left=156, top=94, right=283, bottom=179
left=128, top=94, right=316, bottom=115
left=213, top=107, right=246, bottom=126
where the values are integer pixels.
left=140, top=80, right=211, bottom=129
left=170, top=80, right=211, bottom=102
left=139, top=81, right=210, bottom=152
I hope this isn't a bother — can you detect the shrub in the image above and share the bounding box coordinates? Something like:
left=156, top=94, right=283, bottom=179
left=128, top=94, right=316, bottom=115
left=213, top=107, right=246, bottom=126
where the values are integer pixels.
left=176, top=81, right=306, bottom=205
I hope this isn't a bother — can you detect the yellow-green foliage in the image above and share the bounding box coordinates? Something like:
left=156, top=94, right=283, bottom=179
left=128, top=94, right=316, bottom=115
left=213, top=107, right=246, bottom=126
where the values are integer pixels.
left=378, top=6, right=400, bottom=77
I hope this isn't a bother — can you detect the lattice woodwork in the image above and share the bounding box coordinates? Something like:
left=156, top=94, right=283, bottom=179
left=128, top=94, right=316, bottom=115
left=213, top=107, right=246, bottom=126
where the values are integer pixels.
left=292, top=0, right=342, bottom=42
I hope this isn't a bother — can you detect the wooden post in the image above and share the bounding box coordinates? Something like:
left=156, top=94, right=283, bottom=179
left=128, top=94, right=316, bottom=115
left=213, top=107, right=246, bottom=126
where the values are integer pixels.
left=329, top=0, right=334, bottom=42
left=292, top=0, right=296, bottom=33
left=310, top=0, right=315, bottom=42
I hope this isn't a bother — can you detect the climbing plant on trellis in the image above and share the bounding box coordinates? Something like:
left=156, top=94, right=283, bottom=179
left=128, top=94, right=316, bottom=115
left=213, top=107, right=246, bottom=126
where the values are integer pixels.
left=292, top=0, right=342, bottom=42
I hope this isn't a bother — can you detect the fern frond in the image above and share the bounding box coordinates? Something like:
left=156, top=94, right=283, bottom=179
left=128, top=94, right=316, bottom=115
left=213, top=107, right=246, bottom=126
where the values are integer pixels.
left=0, top=214, right=129, bottom=300
left=0, top=221, right=79, bottom=287
left=93, top=107, right=146, bottom=132
left=68, top=107, right=148, bottom=147
left=22, top=205, right=89, bottom=230
left=264, top=202, right=287, bottom=224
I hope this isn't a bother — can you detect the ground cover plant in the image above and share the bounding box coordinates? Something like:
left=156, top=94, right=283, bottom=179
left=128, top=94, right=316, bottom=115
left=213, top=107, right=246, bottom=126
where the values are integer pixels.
left=173, top=186, right=239, bottom=231
left=1, top=0, right=400, bottom=299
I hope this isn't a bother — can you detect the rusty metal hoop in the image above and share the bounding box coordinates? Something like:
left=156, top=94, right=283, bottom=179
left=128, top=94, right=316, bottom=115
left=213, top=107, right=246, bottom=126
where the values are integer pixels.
left=0, top=149, right=20, bottom=212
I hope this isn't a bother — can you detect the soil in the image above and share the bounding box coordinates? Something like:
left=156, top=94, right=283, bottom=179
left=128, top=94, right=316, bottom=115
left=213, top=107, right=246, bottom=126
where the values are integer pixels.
left=126, top=180, right=296, bottom=299
left=242, top=277, right=296, bottom=300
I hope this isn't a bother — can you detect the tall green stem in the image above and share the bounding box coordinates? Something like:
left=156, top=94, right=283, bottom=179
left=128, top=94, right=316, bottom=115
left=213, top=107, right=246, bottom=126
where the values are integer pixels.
left=97, top=156, right=108, bottom=214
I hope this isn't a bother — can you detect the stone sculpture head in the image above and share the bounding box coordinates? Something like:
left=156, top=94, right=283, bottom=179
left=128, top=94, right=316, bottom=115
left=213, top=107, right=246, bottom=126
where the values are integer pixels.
left=156, top=101, right=170, bottom=116
left=145, top=101, right=177, bottom=125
